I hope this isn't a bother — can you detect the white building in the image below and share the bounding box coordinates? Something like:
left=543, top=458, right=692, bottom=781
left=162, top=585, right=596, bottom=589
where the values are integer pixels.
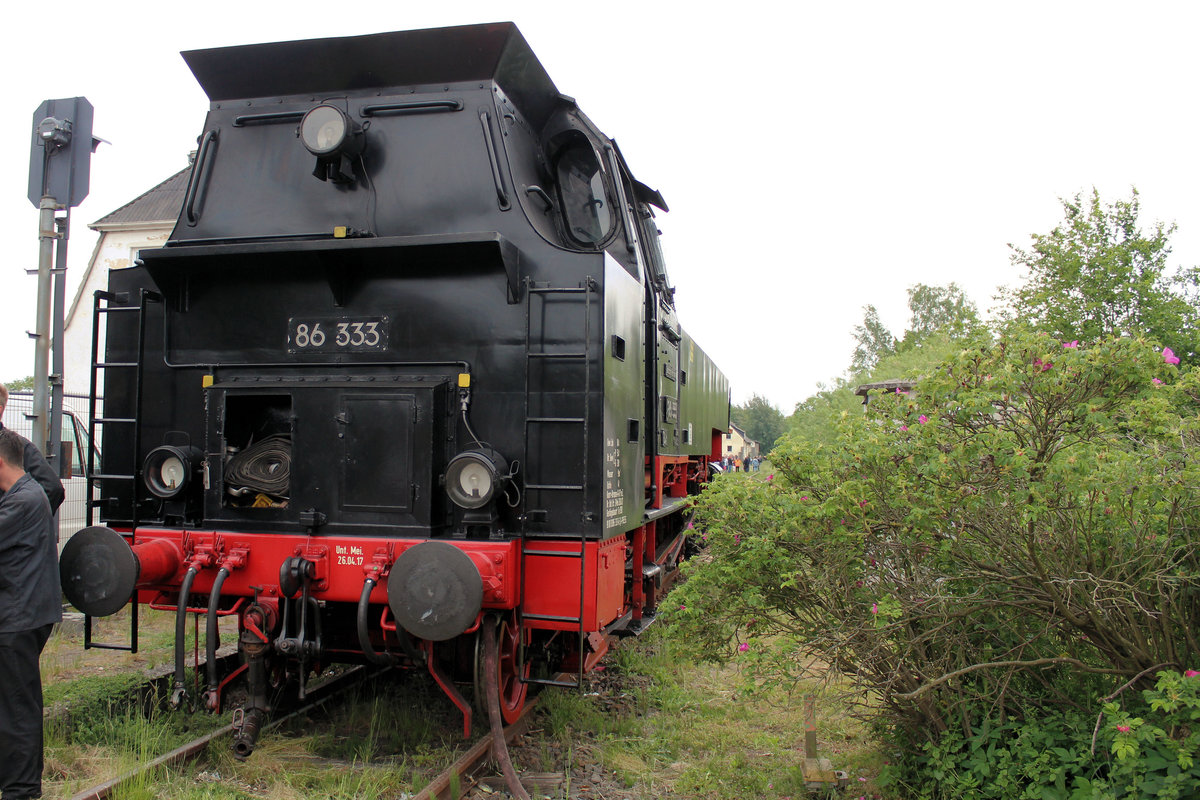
left=63, top=168, right=187, bottom=395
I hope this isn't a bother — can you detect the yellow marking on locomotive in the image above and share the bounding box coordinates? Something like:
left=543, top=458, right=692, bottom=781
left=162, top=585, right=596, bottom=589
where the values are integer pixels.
left=458, top=373, right=471, bottom=388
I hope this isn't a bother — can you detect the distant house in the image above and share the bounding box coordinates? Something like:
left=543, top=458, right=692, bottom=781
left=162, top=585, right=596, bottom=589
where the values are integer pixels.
left=722, top=423, right=758, bottom=460
left=62, top=168, right=188, bottom=395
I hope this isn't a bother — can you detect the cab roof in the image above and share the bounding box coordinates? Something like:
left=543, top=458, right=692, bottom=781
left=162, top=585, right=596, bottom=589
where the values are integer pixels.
left=182, top=22, right=562, bottom=128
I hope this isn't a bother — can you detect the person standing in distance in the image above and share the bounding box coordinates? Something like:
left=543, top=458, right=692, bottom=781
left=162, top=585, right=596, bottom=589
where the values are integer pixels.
left=0, top=428, right=61, bottom=798
left=0, top=385, right=64, bottom=514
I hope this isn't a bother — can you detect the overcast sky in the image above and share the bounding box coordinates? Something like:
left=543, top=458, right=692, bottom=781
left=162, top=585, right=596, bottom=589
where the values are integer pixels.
left=1, top=1, right=1196, bottom=413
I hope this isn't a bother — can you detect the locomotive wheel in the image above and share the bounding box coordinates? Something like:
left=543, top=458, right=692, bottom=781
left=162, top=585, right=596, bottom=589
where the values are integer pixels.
left=472, top=612, right=529, bottom=724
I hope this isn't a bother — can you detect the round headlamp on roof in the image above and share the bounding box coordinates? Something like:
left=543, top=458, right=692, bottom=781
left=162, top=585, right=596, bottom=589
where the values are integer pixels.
left=444, top=448, right=508, bottom=509
left=300, top=105, right=360, bottom=157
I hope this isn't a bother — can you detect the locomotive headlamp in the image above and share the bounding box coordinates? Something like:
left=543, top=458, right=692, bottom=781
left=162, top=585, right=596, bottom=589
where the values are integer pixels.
left=299, top=105, right=365, bottom=183
left=144, top=445, right=200, bottom=499
left=300, top=105, right=353, bottom=156
left=444, top=448, right=508, bottom=509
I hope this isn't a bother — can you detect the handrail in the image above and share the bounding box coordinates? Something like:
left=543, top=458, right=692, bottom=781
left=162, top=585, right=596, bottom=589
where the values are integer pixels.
left=184, top=129, right=218, bottom=226
left=232, top=111, right=305, bottom=127
left=361, top=99, right=462, bottom=116
left=479, top=112, right=510, bottom=210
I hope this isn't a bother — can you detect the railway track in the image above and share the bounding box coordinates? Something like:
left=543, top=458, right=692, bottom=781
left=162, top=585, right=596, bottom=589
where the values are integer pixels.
left=65, top=662, right=563, bottom=800
left=67, top=664, right=392, bottom=800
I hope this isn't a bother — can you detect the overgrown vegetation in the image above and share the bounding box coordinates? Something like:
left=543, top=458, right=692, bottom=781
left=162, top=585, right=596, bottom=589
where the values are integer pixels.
left=670, top=190, right=1200, bottom=798
left=535, top=632, right=886, bottom=798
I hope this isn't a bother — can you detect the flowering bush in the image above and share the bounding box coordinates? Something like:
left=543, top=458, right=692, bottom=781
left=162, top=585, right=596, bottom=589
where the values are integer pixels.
left=667, top=328, right=1200, bottom=753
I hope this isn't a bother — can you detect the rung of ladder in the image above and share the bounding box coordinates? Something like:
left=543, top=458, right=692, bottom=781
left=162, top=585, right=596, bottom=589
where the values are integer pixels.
left=95, top=362, right=139, bottom=368
left=84, top=641, right=136, bottom=652
left=94, top=417, right=136, bottom=424
left=525, top=483, right=584, bottom=491
left=97, top=306, right=140, bottom=314
left=526, top=416, right=585, bottom=424
left=91, top=473, right=136, bottom=481
left=523, top=549, right=584, bottom=558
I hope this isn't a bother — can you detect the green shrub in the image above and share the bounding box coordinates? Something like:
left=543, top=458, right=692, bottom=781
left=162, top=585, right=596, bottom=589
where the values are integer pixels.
left=666, top=329, right=1200, bottom=786
left=877, top=671, right=1200, bottom=800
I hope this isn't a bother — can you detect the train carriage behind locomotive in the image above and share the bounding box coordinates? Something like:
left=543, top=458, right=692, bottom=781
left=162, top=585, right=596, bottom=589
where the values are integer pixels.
left=60, top=22, right=728, bottom=750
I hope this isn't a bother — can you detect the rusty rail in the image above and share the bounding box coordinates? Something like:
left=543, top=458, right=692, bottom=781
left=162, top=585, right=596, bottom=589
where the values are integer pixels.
left=412, top=694, right=541, bottom=800
left=67, top=665, right=387, bottom=800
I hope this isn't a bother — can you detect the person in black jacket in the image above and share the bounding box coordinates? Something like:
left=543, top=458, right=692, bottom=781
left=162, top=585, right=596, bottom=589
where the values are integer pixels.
left=0, top=384, right=64, bottom=513
left=0, top=427, right=60, bottom=798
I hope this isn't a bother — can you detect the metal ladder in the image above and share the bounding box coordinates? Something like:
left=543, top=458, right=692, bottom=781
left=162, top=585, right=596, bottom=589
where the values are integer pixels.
left=519, top=276, right=595, bottom=689
left=82, top=288, right=160, bottom=652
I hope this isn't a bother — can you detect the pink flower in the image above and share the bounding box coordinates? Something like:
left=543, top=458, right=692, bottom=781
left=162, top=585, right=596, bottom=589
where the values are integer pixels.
left=899, top=424, right=908, bottom=432
left=734, top=534, right=741, bottom=545
left=1152, top=378, right=1163, bottom=385
left=859, top=500, right=868, bottom=508
left=1185, top=669, right=1200, bottom=678
left=1062, top=340, right=1079, bottom=349
left=871, top=602, right=878, bottom=615
left=767, top=474, right=774, bottom=481
left=686, top=520, right=694, bottom=529
left=1163, top=347, right=1181, bottom=365
left=738, top=642, right=749, bottom=652
left=1032, top=357, right=1053, bottom=371
left=918, top=415, right=928, bottom=424
left=1116, top=725, right=1131, bottom=733
left=801, top=495, right=809, bottom=501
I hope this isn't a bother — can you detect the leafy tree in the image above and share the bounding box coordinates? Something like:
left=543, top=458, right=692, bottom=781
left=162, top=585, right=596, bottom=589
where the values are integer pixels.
left=850, top=304, right=895, bottom=374
left=898, top=282, right=981, bottom=348
left=731, top=393, right=786, bottom=453
left=4, top=376, right=34, bottom=392
left=788, top=379, right=859, bottom=447
left=792, top=333, right=970, bottom=446
left=1003, top=188, right=1200, bottom=359
left=850, top=285, right=982, bottom=378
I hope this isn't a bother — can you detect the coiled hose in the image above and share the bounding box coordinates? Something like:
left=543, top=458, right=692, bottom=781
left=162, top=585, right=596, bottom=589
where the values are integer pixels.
left=225, top=435, right=291, bottom=497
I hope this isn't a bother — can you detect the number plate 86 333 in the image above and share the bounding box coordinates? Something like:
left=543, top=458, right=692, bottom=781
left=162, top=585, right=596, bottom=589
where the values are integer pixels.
left=287, top=316, right=389, bottom=353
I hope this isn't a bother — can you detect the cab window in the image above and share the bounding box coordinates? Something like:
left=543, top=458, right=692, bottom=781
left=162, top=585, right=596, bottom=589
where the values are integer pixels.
left=556, top=142, right=612, bottom=247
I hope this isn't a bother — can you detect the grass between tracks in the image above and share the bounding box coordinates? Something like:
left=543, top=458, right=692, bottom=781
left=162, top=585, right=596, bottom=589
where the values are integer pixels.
left=41, top=612, right=888, bottom=799
left=532, top=631, right=889, bottom=799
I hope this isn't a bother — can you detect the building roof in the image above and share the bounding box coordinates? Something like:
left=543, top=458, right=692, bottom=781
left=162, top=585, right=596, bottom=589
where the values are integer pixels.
left=89, top=167, right=189, bottom=231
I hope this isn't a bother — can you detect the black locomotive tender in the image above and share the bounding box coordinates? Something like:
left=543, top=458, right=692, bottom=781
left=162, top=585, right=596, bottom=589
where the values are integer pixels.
left=60, top=22, right=729, bottom=755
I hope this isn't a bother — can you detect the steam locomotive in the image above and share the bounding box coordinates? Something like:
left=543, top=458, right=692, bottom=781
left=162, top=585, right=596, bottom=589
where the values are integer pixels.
left=59, top=22, right=728, bottom=756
